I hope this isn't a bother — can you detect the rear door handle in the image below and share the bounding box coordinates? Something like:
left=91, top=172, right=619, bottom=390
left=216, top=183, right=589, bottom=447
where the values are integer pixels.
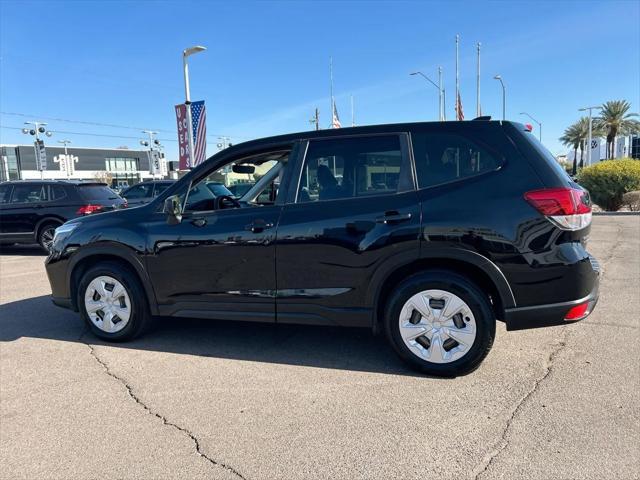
left=246, top=219, right=274, bottom=233
left=375, top=211, right=412, bottom=224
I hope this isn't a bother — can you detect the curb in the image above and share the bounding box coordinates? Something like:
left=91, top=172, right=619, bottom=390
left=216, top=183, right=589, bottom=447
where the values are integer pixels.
left=593, top=211, right=639, bottom=216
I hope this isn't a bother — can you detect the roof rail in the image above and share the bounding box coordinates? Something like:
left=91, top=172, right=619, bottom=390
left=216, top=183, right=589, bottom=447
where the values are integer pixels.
left=472, top=116, right=492, bottom=121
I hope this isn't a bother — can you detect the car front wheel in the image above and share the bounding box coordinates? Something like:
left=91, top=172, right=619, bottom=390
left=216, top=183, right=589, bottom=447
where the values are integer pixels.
left=78, top=262, right=150, bottom=341
left=385, top=270, right=495, bottom=376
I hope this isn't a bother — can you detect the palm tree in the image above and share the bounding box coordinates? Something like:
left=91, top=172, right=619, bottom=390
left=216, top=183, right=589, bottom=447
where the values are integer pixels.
left=560, top=124, right=581, bottom=174
left=595, top=100, right=640, bottom=159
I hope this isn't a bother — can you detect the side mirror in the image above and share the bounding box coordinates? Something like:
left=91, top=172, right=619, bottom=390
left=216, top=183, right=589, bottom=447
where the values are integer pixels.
left=232, top=164, right=255, bottom=174
left=164, top=195, right=183, bottom=225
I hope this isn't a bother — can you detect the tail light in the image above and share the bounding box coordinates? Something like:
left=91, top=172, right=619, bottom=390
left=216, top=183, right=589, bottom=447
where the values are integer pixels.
left=524, top=187, right=592, bottom=231
left=77, top=204, right=104, bottom=215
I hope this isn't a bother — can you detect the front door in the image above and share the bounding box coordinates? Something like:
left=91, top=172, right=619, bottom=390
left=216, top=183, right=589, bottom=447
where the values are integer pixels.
left=275, top=133, right=421, bottom=328
left=144, top=148, right=292, bottom=323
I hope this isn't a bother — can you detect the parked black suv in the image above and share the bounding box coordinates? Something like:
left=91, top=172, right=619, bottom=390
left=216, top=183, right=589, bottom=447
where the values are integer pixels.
left=120, top=180, right=175, bottom=207
left=45, top=121, right=599, bottom=375
left=0, top=181, right=126, bottom=251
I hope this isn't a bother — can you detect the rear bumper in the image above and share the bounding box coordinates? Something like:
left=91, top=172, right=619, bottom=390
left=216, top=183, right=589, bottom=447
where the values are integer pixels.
left=504, top=273, right=599, bottom=331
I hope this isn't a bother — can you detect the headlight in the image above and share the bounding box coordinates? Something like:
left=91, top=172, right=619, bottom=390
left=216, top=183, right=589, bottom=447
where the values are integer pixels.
left=53, top=223, right=79, bottom=241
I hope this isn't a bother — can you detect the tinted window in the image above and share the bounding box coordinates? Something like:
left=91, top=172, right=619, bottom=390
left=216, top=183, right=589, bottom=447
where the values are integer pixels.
left=123, top=184, right=153, bottom=199
left=412, top=132, right=503, bottom=188
left=11, top=184, right=47, bottom=203
left=0, top=185, right=11, bottom=204
left=78, top=185, right=120, bottom=201
left=154, top=183, right=172, bottom=196
left=298, top=135, right=405, bottom=203
left=51, top=185, right=67, bottom=200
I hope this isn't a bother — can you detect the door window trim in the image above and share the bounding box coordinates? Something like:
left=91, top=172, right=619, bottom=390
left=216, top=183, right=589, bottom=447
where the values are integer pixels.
left=291, top=132, right=415, bottom=204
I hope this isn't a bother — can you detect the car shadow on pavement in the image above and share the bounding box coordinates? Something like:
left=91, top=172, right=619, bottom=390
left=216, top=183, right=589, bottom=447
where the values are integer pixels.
left=0, top=245, right=46, bottom=257
left=0, top=295, right=427, bottom=377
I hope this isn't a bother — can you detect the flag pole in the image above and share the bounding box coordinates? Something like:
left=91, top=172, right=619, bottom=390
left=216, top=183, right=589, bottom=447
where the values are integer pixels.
left=476, top=42, right=481, bottom=117
left=351, top=94, right=355, bottom=127
left=455, top=34, right=460, bottom=121
left=330, top=56, right=334, bottom=128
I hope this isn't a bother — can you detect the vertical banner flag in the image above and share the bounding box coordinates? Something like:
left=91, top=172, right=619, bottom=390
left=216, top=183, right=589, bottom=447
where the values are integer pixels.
left=34, top=140, right=47, bottom=171
left=191, top=100, right=207, bottom=166
left=175, top=103, right=190, bottom=170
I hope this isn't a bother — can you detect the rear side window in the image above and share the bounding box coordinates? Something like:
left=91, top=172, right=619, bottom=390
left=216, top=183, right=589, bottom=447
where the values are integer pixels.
left=412, top=132, right=503, bottom=188
left=77, top=185, right=120, bottom=201
left=10, top=184, right=47, bottom=203
left=0, top=185, right=12, bottom=204
left=297, top=135, right=409, bottom=203
left=50, top=185, right=67, bottom=200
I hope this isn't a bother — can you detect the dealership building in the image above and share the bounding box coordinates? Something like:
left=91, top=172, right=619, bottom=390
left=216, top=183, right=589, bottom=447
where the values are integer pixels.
left=0, top=144, right=177, bottom=187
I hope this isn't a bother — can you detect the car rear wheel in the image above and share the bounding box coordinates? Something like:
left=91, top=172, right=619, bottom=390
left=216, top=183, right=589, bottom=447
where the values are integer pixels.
left=38, top=222, right=61, bottom=252
left=78, top=261, right=150, bottom=341
left=384, top=270, right=495, bottom=376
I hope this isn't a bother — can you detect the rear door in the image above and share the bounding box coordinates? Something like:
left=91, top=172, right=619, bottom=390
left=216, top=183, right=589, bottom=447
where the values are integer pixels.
left=275, top=133, right=421, bottom=327
left=2, top=183, right=47, bottom=238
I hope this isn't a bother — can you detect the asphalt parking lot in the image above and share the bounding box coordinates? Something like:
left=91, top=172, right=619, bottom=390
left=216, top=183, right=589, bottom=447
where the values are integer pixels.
left=1, top=215, right=638, bottom=480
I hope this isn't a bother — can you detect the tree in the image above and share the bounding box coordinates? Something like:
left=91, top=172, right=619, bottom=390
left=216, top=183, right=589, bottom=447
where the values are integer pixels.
left=595, top=100, right=640, bottom=159
left=560, top=126, right=580, bottom=174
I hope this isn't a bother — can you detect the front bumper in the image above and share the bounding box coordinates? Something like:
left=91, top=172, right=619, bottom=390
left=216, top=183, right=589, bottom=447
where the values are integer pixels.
left=504, top=271, right=599, bottom=331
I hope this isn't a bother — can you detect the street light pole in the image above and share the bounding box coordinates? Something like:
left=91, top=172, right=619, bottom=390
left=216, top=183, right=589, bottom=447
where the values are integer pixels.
left=182, top=45, right=206, bottom=169
left=579, top=106, right=602, bottom=166
left=494, top=75, right=506, bottom=121
left=22, top=121, right=53, bottom=179
left=519, top=112, right=542, bottom=142
left=411, top=70, right=444, bottom=121
left=58, top=139, right=72, bottom=179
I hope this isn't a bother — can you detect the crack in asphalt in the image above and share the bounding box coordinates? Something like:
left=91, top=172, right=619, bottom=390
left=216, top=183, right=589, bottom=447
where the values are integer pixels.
left=82, top=335, right=247, bottom=480
left=471, top=335, right=568, bottom=480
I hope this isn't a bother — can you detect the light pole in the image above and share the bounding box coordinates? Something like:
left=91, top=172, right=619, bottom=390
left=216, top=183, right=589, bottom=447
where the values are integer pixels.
left=493, top=75, right=506, bottom=121
left=182, top=45, right=206, bottom=169
left=579, top=106, right=602, bottom=165
left=57, top=139, right=72, bottom=179
left=520, top=112, right=542, bottom=142
left=22, top=121, right=53, bottom=179
left=141, top=130, right=161, bottom=179
left=411, top=70, right=444, bottom=121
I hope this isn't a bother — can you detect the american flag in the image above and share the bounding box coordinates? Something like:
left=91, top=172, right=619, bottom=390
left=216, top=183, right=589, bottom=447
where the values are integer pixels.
left=331, top=101, right=341, bottom=128
left=456, top=93, right=465, bottom=121
left=191, top=100, right=207, bottom=166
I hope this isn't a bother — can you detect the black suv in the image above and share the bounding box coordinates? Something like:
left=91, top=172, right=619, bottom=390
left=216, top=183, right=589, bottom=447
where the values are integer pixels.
left=0, top=181, right=126, bottom=251
left=120, top=180, right=175, bottom=207
left=45, top=121, right=599, bottom=375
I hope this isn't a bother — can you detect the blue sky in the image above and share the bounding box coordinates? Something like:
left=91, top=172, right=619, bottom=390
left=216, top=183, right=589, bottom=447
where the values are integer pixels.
left=1, top=0, right=638, bottom=159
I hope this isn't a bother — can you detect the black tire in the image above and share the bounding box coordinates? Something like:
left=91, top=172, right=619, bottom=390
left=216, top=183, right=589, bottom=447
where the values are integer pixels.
left=38, top=221, right=61, bottom=252
left=77, top=261, right=151, bottom=341
left=384, top=270, right=495, bottom=376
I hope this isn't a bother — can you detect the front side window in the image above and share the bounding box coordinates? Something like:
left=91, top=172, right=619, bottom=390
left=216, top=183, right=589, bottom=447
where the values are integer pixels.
left=154, top=183, right=172, bottom=196
left=179, top=151, right=288, bottom=213
left=0, top=185, right=12, bottom=204
left=10, top=184, right=47, bottom=203
left=411, top=132, right=503, bottom=188
left=297, top=135, right=405, bottom=203
left=123, top=184, right=152, bottom=199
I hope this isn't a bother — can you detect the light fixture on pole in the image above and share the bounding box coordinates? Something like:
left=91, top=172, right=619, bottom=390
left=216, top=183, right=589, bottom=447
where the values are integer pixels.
left=411, top=70, right=444, bottom=121
left=22, top=121, right=53, bottom=179
left=57, top=139, right=72, bottom=179
left=141, top=130, right=162, bottom=178
left=493, top=75, right=506, bottom=121
left=579, top=106, right=602, bottom=166
left=520, top=112, right=542, bottom=142
left=182, top=45, right=207, bottom=169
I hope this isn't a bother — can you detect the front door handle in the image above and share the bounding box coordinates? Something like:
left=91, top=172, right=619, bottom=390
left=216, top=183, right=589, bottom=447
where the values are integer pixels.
left=191, top=218, right=207, bottom=227
left=375, top=211, right=412, bottom=224
left=246, top=219, right=274, bottom=233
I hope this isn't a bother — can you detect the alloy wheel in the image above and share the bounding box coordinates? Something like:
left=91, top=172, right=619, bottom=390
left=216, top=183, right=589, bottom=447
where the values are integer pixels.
left=84, top=276, right=132, bottom=333
left=40, top=227, right=56, bottom=251
left=399, top=289, right=477, bottom=364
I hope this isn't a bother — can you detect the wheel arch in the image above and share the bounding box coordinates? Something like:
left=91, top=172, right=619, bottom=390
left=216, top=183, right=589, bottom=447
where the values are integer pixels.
left=370, top=250, right=515, bottom=333
left=35, top=216, right=65, bottom=240
left=67, top=243, right=159, bottom=315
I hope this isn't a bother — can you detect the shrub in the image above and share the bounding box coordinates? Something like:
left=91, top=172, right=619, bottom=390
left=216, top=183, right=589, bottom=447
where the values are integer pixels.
left=622, top=190, right=640, bottom=211
left=577, top=159, right=640, bottom=211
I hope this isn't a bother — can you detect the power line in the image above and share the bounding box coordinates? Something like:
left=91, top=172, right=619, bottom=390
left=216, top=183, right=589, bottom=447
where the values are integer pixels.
left=0, top=125, right=177, bottom=143
left=0, top=111, right=248, bottom=140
